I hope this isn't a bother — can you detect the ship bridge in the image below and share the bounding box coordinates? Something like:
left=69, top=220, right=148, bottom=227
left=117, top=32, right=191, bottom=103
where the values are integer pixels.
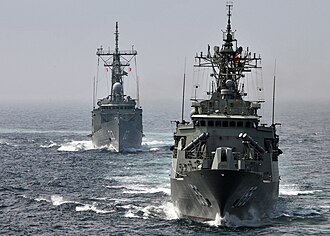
left=191, top=114, right=258, bottom=129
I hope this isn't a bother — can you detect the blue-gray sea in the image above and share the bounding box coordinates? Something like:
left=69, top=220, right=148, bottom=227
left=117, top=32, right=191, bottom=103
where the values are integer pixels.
left=0, top=102, right=329, bottom=235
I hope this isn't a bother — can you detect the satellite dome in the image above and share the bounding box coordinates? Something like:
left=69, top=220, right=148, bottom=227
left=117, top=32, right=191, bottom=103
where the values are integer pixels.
left=113, top=82, right=123, bottom=94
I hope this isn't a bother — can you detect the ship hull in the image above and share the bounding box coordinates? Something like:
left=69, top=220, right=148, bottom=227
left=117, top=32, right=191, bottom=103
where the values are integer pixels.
left=92, top=108, right=142, bottom=152
left=171, top=169, right=278, bottom=222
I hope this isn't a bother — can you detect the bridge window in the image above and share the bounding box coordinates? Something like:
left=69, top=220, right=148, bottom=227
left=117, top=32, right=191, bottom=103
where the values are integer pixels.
left=237, top=121, right=243, bottom=127
left=215, top=121, right=221, bottom=127
left=245, top=121, right=251, bottom=128
left=230, top=121, right=236, bottom=127
left=223, top=121, right=228, bottom=127
left=208, top=120, right=214, bottom=127
left=200, top=120, right=206, bottom=126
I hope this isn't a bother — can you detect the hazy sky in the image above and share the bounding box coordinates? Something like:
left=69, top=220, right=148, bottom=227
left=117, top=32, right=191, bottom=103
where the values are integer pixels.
left=1, top=0, right=330, bottom=108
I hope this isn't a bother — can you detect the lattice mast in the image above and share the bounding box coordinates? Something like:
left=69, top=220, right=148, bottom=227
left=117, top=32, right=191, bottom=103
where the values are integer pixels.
left=96, top=22, right=137, bottom=101
left=194, top=3, right=261, bottom=99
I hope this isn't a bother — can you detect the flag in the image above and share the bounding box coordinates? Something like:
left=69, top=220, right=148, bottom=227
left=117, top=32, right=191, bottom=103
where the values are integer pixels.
left=129, top=67, right=132, bottom=72
left=106, top=67, right=109, bottom=72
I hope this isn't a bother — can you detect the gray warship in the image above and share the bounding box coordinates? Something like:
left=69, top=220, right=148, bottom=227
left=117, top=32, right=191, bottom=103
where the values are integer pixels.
left=171, top=4, right=282, bottom=222
left=92, top=22, right=143, bottom=152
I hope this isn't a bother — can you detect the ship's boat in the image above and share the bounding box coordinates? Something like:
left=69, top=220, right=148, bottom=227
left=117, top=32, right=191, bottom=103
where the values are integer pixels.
left=92, top=22, right=143, bottom=152
left=171, top=4, right=282, bottom=223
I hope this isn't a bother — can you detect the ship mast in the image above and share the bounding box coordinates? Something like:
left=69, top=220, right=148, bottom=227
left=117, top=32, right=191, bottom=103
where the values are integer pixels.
left=96, top=22, right=137, bottom=102
left=194, top=3, right=261, bottom=99
left=113, top=22, right=121, bottom=89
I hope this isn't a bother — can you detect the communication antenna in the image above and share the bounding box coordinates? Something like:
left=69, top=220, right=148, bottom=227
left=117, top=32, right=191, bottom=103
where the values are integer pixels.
left=93, top=76, right=96, bottom=109
left=133, top=45, right=140, bottom=107
left=272, top=59, right=277, bottom=125
left=181, top=57, right=187, bottom=122
left=95, top=56, right=100, bottom=106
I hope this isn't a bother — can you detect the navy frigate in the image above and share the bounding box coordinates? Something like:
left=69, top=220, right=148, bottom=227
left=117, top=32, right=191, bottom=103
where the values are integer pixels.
left=171, top=4, right=282, bottom=223
left=92, top=22, right=143, bottom=152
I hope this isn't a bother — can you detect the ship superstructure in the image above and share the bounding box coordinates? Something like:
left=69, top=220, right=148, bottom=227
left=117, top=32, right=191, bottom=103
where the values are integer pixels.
left=92, top=22, right=142, bottom=152
left=171, top=4, right=281, bottom=222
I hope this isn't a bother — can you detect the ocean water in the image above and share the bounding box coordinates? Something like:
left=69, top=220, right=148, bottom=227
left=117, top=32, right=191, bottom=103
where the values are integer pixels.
left=0, top=102, right=329, bottom=235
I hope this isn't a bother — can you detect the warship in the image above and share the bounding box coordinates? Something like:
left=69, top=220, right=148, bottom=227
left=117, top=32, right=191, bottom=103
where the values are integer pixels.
left=171, top=4, right=282, bottom=222
left=92, top=22, right=143, bottom=152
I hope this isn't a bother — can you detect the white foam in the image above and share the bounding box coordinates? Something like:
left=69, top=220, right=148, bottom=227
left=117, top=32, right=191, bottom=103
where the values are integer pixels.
left=35, top=196, right=51, bottom=203
left=0, top=139, right=17, bottom=147
left=283, top=190, right=322, bottom=196
left=54, top=133, right=172, bottom=152
left=75, top=203, right=111, bottom=214
left=50, top=194, right=78, bottom=206
left=89, top=197, right=108, bottom=201
left=105, top=197, right=130, bottom=203
left=46, top=195, right=111, bottom=214
left=122, top=204, right=142, bottom=218
left=142, top=140, right=166, bottom=146
left=280, top=184, right=322, bottom=196
left=124, top=210, right=139, bottom=218
left=104, top=185, right=125, bottom=189
left=205, top=213, right=225, bottom=227
left=159, top=202, right=179, bottom=220
left=57, top=140, right=95, bottom=152
left=40, top=140, right=57, bottom=148
left=122, top=185, right=170, bottom=195
left=120, top=204, right=135, bottom=209
left=142, top=132, right=173, bottom=148
left=57, top=140, right=132, bottom=152
left=204, top=209, right=264, bottom=227
left=122, top=201, right=179, bottom=220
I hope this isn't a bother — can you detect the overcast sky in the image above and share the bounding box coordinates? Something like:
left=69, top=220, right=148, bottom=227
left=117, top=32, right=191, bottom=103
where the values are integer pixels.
left=1, top=0, right=329, bottom=109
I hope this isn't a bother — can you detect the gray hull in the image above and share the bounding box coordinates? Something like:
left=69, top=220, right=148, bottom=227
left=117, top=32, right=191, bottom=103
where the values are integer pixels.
left=171, top=169, right=279, bottom=221
left=170, top=4, right=281, bottom=224
left=92, top=108, right=142, bottom=152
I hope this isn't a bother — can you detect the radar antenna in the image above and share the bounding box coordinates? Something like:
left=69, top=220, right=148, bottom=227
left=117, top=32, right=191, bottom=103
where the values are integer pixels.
left=226, top=2, right=233, bottom=34
left=115, top=22, right=119, bottom=53
left=96, top=22, right=137, bottom=101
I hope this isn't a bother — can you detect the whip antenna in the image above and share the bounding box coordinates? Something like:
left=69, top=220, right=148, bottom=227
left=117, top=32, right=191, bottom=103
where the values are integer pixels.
left=272, top=59, right=277, bottom=125
left=133, top=45, right=140, bottom=107
left=181, top=57, right=187, bottom=122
